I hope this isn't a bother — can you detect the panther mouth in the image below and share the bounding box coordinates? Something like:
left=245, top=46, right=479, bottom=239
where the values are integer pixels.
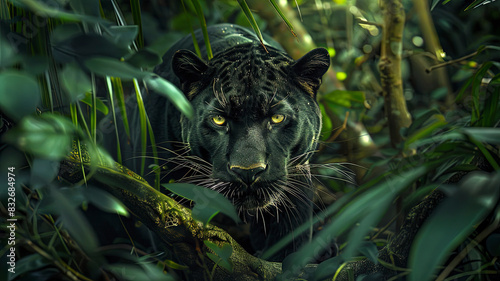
left=227, top=182, right=281, bottom=211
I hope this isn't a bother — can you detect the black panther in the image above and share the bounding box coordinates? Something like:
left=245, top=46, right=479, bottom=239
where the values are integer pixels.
left=100, top=24, right=330, bottom=260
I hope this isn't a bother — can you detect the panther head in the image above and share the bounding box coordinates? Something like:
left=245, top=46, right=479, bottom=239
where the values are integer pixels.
left=170, top=43, right=330, bottom=213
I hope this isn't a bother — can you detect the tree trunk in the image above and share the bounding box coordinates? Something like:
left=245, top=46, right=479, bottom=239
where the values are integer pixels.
left=379, top=0, right=412, bottom=147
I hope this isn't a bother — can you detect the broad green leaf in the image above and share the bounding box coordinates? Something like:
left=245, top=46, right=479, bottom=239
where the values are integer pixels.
left=322, top=90, right=366, bottom=108
left=21, top=56, right=49, bottom=75
left=0, top=71, right=40, bottom=121
left=358, top=241, right=379, bottom=264
left=69, top=0, right=100, bottom=18
left=80, top=93, right=109, bottom=115
left=47, top=187, right=99, bottom=254
left=462, top=128, right=500, bottom=145
left=0, top=33, right=19, bottom=67
left=281, top=166, right=429, bottom=277
left=311, top=256, right=343, bottom=281
left=4, top=114, right=76, bottom=160
left=84, top=57, right=153, bottom=79
left=38, top=187, right=85, bottom=214
left=125, top=48, right=162, bottom=69
left=50, top=24, right=83, bottom=46
left=0, top=148, right=26, bottom=201
left=105, top=25, right=139, bottom=47
left=10, top=0, right=111, bottom=24
left=205, top=241, right=234, bottom=272
left=409, top=171, right=500, bottom=281
left=192, top=205, right=219, bottom=225
left=30, top=158, right=60, bottom=190
left=60, top=63, right=91, bottom=101
left=8, top=254, right=51, bottom=280
left=204, top=240, right=233, bottom=261
left=145, top=75, right=194, bottom=119
left=163, top=183, right=241, bottom=224
left=342, top=206, right=385, bottom=262
left=83, top=187, right=128, bottom=216
left=106, top=263, right=175, bottom=281
left=52, top=34, right=130, bottom=63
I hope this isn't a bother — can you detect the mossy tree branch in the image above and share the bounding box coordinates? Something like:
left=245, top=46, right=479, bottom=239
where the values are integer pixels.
left=379, top=0, right=412, bottom=147
left=58, top=149, right=281, bottom=281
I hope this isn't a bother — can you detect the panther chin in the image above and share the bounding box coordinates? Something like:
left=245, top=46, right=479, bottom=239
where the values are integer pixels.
left=227, top=182, right=280, bottom=211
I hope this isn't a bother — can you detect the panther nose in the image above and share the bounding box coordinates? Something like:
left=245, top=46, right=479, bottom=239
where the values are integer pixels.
left=229, top=164, right=267, bottom=185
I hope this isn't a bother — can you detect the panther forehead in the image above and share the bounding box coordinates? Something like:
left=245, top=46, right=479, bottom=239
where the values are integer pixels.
left=209, top=43, right=293, bottom=94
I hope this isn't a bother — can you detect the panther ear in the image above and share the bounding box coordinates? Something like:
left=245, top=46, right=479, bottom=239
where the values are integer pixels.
left=292, top=48, right=330, bottom=97
left=172, top=50, right=209, bottom=96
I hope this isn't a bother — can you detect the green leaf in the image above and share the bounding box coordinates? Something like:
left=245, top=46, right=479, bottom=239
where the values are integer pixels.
left=129, top=0, right=144, bottom=48
left=105, top=25, right=139, bottom=47
left=10, top=0, right=111, bottom=24
left=60, top=63, right=91, bottom=101
left=405, top=114, right=447, bottom=150
left=463, top=128, right=500, bottom=145
left=192, top=205, right=220, bottom=226
left=405, top=109, right=442, bottom=137
left=322, top=90, right=366, bottom=108
left=312, top=256, right=343, bottom=281
left=465, top=0, right=496, bottom=10
left=0, top=33, right=19, bottom=67
left=237, top=0, right=267, bottom=51
left=52, top=34, right=130, bottom=63
left=145, top=75, right=194, bottom=119
left=30, top=158, right=60, bottom=190
left=125, top=48, right=162, bottom=69
left=281, top=166, right=430, bottom=277
left=408, top=171, right=500, bottom=281
left=106, top=263, right=175, bottom=281
left=83, top=187, right=129, bottom=216
left=8, top=254, right=51, bottom=280
left=430, top=0, right=443, bottom=10
left=0, top=70, right=40, bottom=121
left=163, top=183, right=241, bottom=224
left=21, top=56, right=49, bottom=76
left=358, top=241, right=379, bottom=264
left=204, top=241, right=233, bottom=272
left=80, top=93, right=109, bottom=115
left=162, top=259, right=189, bottom=270
left=4, top=114, right=76, bottom=160
left=48, top=187, right=99, bottom=254
left=69, top=0, right=100, bottom=17
left=191, top=0, right=212, bottom=59
left=269, top=0, right=296, bottom=37
left=84, top=57, right=153, bottom=79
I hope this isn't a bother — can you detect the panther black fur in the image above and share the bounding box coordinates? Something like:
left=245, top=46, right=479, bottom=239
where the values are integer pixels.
left=100, top=24, right=330, bottom=261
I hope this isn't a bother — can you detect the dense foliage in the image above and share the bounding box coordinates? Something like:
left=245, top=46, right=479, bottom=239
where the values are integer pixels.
left=1, top=0, right=499, bottom=280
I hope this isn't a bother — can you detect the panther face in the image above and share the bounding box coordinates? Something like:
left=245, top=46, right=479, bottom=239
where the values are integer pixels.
left=171, top=43, right=330, bottom=212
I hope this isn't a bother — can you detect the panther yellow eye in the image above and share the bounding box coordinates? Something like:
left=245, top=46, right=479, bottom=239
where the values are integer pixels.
left=271, top=114, right=285, bottom=124
left=212, top=115, right=226, bottom=126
